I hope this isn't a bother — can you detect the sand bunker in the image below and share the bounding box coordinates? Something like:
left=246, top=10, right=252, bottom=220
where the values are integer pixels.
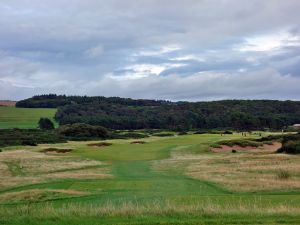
left=87, top=142, right=112, bottom=147
left=40, top=148, right=73, bottom=153
left=130, top=141, right=146, bottom=144
left=211, top=142, right=282, bottom=153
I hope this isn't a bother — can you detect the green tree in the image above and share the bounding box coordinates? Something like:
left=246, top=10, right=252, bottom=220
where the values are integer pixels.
left=38, top=118, right=54, bottom=130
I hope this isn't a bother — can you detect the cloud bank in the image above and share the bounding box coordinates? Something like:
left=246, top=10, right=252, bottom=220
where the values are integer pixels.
left=0, top=0, right=300, bottom=100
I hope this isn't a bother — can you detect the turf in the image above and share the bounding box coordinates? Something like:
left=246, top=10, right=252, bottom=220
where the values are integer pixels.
left=0, top=106, right=57, bottom=128
left=0, top=133, right=299, bottom=225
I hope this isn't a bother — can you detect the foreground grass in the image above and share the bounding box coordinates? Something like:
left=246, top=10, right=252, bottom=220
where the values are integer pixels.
left=0, top=106, right=57, bottom=129
left=0, top=133, right=299, bottom=224
left=1, top=198, right=300, bottom=225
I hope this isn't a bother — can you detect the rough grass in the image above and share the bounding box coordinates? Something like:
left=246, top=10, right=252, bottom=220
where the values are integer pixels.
left=0, top=106, right=57, bottom=129
left=0, top=149, right=111, bottom=190
left=0, top=189, right=88, bottom=203
left=1, top=198, right=299, bottom=216
left=154, top=146, right=300, bottom=192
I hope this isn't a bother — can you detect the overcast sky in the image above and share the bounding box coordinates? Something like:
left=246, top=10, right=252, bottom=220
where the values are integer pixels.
left=0, top=0, right=300, bottom=101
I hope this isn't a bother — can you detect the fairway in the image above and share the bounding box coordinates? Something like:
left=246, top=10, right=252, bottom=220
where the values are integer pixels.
left=0, top=133, right=299, bottom=225
left=0, top=106, right=57, bottom=129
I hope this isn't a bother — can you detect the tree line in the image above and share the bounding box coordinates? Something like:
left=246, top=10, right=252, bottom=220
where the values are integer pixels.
left=16, top=94, right=300, bottom=130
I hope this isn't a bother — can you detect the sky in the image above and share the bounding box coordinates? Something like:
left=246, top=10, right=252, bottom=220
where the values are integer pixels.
left=0, top=0, right=300, bottom=101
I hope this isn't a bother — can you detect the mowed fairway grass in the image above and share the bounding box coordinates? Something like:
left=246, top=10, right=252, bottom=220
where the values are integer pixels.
left=0, top=106, right=57, bottom=128
left=0, top=133, right=300, bottom=224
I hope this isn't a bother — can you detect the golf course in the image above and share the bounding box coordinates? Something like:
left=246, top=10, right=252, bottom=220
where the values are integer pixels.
left=0, top=126, right=299, bottom=224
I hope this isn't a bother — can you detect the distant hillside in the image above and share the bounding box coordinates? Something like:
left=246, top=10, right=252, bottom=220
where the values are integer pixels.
left=0, top=100, right=16, bottom=106
left=16, top=94, right=300, bottom=130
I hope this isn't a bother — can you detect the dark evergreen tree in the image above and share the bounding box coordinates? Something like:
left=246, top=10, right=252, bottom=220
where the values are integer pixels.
left=38, top=118, right=55, bottom=130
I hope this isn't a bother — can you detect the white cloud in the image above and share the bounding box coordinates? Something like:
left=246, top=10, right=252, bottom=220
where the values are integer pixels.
left=110, top=63, right=186, bottom=80
left=135, top=45, right=181, bottom=57
left=236, top=31, right=300, bottom=52
left=170, top=54, right=206, bottom=62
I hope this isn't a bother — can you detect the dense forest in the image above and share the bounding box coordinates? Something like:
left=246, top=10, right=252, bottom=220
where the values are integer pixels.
left=16, top=94, right=300, bottom=130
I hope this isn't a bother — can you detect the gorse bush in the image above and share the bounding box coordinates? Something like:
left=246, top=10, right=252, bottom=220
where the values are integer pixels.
left=0, top=129, right=66, bottom=147
left=223, top=130, right=233, bottom=134
left=277, top=133, right=300, bottom=154
left=0, top=123, right=110, bottom=147
left=111, top=132, right=149, bottom=139
left=152, top=133, right=174, bottom=137
left=218, top=139, right=262, bottom=147
left=58, top=123, right=109, bottom=140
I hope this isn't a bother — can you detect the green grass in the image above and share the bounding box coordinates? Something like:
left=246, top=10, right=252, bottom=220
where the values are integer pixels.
left=0, top=106, right=57, bottom=129
left=0, top=133, right=299, bottom=224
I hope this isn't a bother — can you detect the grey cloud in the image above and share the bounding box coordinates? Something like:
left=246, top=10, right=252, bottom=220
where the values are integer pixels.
left=0, top=0, right=300, bottom=100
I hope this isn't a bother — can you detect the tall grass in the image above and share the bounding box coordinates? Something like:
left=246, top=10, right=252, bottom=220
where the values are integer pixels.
left=1, top=199, right=299, bottom=219
left=276, top=169, right=291, bottom=180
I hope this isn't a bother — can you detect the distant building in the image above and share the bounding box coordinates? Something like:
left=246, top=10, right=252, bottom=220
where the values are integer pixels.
left=293, top=124, right=300, bottom=131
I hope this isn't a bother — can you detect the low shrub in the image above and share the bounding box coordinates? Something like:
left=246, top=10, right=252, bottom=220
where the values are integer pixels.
left=223, top=130, right=233, bottom=134
left=218, top=139, right=262, bottom=147
left=0, top=129, right=66, bottom=147
left=277, top=133, right=300, bottom=154
left=207, top=130, right=224, bottom=134
left=178, top=131, right=188, bottom=135
left=21, top=140, right=37, bottom=146
left=194, top=130, right=207, bottom=134
left=232, top=149, right=237, bottom=153
left=58, top=123, right=109, bottom=140
left=276, top=169, right=290, bottom=179
left=152, top=133, right=174, bottom=137
left=112, top=132, right=149, bottom=139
